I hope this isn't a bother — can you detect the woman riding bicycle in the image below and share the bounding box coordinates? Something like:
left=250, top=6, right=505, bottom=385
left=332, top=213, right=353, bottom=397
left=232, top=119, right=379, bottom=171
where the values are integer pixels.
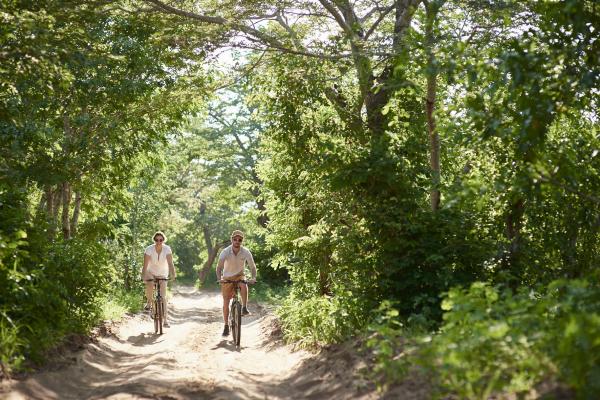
left=141, top=231, right=176, bottom=328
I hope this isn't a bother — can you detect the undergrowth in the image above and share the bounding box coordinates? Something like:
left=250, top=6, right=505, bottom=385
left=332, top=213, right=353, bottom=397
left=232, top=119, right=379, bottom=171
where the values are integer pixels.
left=366, top=278, right=600, bottom=399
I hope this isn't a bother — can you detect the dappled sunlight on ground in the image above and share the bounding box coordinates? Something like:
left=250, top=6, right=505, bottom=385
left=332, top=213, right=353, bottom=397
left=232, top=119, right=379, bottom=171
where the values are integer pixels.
left=1, top=285, right=384, bottom=400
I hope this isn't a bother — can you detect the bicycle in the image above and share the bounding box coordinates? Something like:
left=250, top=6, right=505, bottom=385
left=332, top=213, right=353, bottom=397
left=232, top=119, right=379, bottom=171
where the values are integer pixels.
left=221, top=279, right=250, bottom=347
left=145, top=277, right=169, bottom=335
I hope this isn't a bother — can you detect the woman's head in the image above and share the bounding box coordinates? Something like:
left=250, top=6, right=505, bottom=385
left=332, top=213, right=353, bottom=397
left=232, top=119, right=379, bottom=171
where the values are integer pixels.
left=153, top=231, right=167, bottom=244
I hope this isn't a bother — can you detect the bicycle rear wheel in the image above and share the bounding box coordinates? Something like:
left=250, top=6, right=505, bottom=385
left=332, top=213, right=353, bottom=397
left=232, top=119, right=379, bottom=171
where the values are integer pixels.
left=232, top=301, right=242, bottom=347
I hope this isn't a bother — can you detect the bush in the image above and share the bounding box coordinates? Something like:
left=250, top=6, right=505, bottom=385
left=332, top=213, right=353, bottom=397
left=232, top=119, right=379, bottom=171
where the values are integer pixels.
left=101, top=286, right=145, bottom=320
left=542, top=279, right=600, bottom=398
left=365, top=301, right=414, bottom=389
left=0, top=231, right=116, bottom=369
left=367, top=279, right=600, bottom=399
left=420, top=282, right=550, bottom=399
left=0, top=316, right=24, bottom=377
left=278, top=293, right=366, bottom=347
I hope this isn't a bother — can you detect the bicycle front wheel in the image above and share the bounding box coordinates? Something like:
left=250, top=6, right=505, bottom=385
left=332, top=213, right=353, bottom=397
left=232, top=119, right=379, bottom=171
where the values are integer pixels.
left=157, top=298, right=164, bottom=335
left=229, top=302, right=237, bottom=343
left=153, top=300, right=160, bottom=334
left=233, top=301, right=242, bottom=347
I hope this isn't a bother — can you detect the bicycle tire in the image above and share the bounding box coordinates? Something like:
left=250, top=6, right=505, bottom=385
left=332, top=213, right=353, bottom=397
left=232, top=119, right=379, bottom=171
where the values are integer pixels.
left=234, top=301, right=242, bottom=347
left=229, top=301, right=236, bottom=343
left=229, top=300, right=237, bottom=345
left=154, top=299, right=160, bottom=334
left=157, top=298, right=164, bottom=335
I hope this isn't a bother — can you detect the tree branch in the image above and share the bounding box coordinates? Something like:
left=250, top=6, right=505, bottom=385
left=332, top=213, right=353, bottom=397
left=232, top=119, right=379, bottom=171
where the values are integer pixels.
left=364, top=5, right=395, bottom=40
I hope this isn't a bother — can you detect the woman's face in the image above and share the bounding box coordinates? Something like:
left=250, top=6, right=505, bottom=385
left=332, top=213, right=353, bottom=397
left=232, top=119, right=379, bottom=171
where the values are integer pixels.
left=154, top=235, right=165, bottom=246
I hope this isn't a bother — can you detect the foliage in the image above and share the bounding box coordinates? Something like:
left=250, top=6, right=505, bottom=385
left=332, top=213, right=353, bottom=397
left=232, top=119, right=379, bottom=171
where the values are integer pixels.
left=365, top=301, right=414, bottom=389
left=0, top=318, right=24, bottom=377
left=250, top=281, right=290, bottom=305
left=101, top=286, right=146, bottom=321
left=368, top=279, right=600, bottom=399
left=278, top=293, right=367, bottom=348
left=0, top=231, right=114, bottom=367
left=0, top=0, right=209, bottom=375
left=0, top=0, right=598, bottom=390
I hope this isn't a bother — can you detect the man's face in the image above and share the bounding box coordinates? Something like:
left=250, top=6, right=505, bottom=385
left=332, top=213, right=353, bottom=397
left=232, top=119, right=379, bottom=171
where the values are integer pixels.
left=232, top=235, right=243, bottom=249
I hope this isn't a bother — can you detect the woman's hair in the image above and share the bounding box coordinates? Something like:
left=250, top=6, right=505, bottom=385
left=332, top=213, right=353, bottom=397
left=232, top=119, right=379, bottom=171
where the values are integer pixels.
left=152, top=231, right=167, bottom=243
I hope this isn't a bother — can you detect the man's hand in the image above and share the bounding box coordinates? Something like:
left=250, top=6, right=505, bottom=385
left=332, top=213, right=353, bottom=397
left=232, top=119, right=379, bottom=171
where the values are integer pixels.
left=248, top=278, right=256, bottom=284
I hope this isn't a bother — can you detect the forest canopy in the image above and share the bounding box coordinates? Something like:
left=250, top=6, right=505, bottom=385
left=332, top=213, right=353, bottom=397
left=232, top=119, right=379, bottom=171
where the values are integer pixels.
left=1, top=0, right=598, bottom=397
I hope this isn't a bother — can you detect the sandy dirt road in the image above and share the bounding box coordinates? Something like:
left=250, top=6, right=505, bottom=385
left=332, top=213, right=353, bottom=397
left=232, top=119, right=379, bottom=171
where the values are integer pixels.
left=1, top=285, right=377, bottom=400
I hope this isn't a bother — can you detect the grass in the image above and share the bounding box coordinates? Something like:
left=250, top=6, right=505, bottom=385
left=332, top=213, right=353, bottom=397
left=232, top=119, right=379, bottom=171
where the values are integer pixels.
left=251, top=281, right=290, bottom=305
left=100, top=287, right=144, bottom=321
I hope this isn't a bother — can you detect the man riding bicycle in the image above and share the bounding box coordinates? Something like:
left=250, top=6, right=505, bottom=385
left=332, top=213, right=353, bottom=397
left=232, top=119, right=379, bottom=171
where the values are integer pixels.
left=216, top=230, right=257, bottom=337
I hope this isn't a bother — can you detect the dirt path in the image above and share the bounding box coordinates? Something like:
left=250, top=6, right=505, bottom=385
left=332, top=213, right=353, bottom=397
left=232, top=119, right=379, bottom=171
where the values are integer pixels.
left=1, top=285, right=378, bottom=400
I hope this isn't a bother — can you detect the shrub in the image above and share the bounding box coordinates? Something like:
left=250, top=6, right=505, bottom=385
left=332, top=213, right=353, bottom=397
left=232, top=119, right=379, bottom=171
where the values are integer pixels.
left=0, top=316, right=24, bottom=377
left=0, top=232, right=116, bottom=368
left=421, top=282, right=550, bottom=399
left=367, top=279, right=600, bottom=399
left=278, top=293, right=366, bottom=347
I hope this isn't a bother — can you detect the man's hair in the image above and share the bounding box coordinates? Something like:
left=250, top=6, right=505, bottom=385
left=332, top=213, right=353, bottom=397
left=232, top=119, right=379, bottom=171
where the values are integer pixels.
left=230, top=230, right=244, bottom=240
left=153, top=231, right=167, bottom=242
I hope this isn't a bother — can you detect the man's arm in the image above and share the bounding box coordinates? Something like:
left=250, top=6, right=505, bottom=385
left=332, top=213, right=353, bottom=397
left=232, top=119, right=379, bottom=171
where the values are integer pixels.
left=246, top=250, right=257, bottom=283
left=167, top=253, right=176, bottom=280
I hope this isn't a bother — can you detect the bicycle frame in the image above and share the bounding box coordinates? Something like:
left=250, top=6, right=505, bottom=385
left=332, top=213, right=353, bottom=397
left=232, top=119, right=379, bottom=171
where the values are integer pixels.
left=222, top=279, right=247, bottom=347
left=145, top=277, right=169, bottom=335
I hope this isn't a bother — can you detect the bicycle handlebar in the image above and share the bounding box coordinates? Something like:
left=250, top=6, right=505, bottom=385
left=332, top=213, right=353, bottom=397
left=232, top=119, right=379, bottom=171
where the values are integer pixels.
left=218, top=279, right=254, bottom=284
left=143, top=277, right=170, bottom=282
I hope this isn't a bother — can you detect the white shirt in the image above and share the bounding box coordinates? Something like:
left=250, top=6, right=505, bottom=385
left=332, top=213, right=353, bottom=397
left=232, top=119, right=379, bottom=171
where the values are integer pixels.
left=218, top=245, right=256, bottom=278
left=145, top=244, right=172, bottom=277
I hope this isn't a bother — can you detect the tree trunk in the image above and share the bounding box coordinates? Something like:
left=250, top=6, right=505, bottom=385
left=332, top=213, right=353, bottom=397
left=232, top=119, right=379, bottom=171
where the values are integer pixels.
left=197, top=201, right=226, bottom=284
left=52, top=187, right=62, bottom=238
left=45, top=185, right=55, bottom=239
left=61, top=182, right=71, bottom=239
left=70, top=191, right=81, bottom=236
left=198, top=241, right=225, bottom=284
left=319, top=251, right=332, bottom=296
left=425, top=3, right=441, bottom=211
left=256, top=198, right=269, bottom=228
left=61, top=115, right=73, bottom=240
left=198, top=226, right=228, bottom=284
left=427, top=86, right=441, bottom=211
left=250, top=183, right=269, bottom=228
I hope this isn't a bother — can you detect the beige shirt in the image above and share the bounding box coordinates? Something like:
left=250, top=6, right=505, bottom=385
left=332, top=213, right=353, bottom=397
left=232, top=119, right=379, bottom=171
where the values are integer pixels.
left=218, top=245, right=256, bottom=278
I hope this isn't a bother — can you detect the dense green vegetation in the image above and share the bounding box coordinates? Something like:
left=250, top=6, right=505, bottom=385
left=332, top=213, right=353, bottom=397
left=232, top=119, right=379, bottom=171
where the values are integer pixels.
left=1, top=0, right=598, bottom=397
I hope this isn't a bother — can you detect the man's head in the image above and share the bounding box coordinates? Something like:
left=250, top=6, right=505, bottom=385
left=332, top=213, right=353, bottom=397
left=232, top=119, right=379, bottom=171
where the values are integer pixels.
left=230, top=230, right=244, bottom=249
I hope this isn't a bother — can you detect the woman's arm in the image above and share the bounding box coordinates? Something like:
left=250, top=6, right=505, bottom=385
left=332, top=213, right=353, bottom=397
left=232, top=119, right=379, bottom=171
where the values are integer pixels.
left=141, top=254, right=150, bottom=280
left=167, top=253, right=176, bottom=280
left=216, top=257, right=225, bottom=282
